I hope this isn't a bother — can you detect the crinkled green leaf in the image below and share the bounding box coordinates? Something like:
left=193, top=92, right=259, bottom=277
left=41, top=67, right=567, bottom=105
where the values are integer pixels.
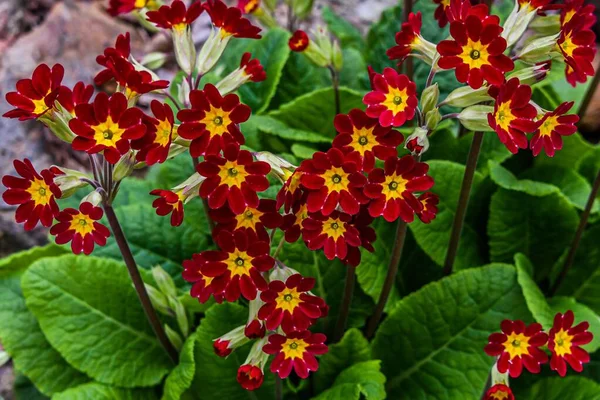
left=515, top=253, right=555, bottom=328
left=396, top=229, right=444, bottom=296
left=534, top=133, right=597, bottom=171
left=248, top=115, right=332, bottom=144
left=0, top=246, right=87, bottom=396
left=22, top=255, right=172, bottom=388
left=314, top=328, right=372, bottom=394
left=322, top=6, right=364, bottom=51
left=372, top=264, right=530, bottom=400
left=489, top=161, right=557, bottom=196
left=162, top=331, right=197, bottom=400
left=53, top=382, right=158, bottom=400
left=409, top=160, right=486, bottom=270
left=517, top=376, right=600, bottom=400
left=313, top=361, right=386, bottom=400
left=146, top=155, right=195, bottom=190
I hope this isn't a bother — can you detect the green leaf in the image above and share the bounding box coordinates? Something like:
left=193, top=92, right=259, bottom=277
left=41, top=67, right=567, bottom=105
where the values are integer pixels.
left=548, top=297, right=600, bottom=353
left=409, top=160, right=486, bottom=270
left=313, top=361, right=386, bottom=400
left=534, top=133, right=597, bottom=171
left=162, top=331, right=197, bottom=400
left=53, top=382, right=158, bottom=400
left=314, top=328, right=372, bottom=394
left=372, top=264, right=530, bottom=399
left=515, top=253, right=555, bottom=328
left=269, top=87, right=364, bottom=139
left=488, top=188, right=578, bottom=280
left=489, top=161, right=557, bottom=196
left=22, top=255, right=172, bottom=388
left=13, top=373, right=49, bottom=400
left=322, top=6, right=364, bottom=51
left=517, top=376, right=600, bottom=400
left=190, top=303, right=274, bottom=399
left=248, top=115, right=333, bottom=144
left=271, top=52, right=330, bottom=106
left=146, top=154, right=195, bottom=189
left=0, top=246, right=88, bottom=396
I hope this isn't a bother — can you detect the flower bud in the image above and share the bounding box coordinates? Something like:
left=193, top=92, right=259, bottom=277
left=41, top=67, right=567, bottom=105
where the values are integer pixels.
left=405, top=127, right=430, bottom=156
left=516, top=33, right=560, bottom=63
left=237, top=337, right=269, bottom=391
left=165, top=324, right=183, bottom=351
left=112, top=152, right=136, bottom=182
left=491, top=360, right=509, bottom=386
left=52, top=167, right=89, bottom=198
left=332, top=40, right=343, bottom=72
left=172, top=172, right=205, bottom=203
left=421, top=83, right=439, bottom=116
left=291, top=0, right=314, bottom=19
left=245, top=297, right=265, bottom=339
left=173, top=28, right=197, bottom=75
left=441, top=85, right=491, bottom=108
left=502, top=1, right=537, bottom=47
left=142, top=283, right=172, bottom=316
left=425, top=108, right=441, bottom=131
left=140, top=52, right=168, bottom=70
left=529, top=14, right=560, bottom=35
left=152, top=266, right=177, bottom=297
left=80, top=190, right=104, bottom=207
left=254, top=152, right=296, bottom=183
left=197, top=28, right=233, bottom=75
left=168, top=295, right=189, bottom=337
left=44, top=104, right=76, bottom=143
left=216, top=52, right=266, bottom=95
left=213, top=326, right=249, bottom=357
left=458, top=105, right=495, bottom=132
left=506, top=61, right=550, bottom=85
left=269, top=260, right=300, bottom=282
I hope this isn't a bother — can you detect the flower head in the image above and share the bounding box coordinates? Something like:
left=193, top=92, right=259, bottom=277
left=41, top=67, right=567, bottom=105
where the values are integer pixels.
left=50, top=202, right=110, bottom=255
left=95, top=33, right=131, bottom=86
left=237, top=0, right=261, bottom=14
left=434, top=0, right=451, bottom=27
left=2, top=159, right=62, bottom=230
left=300, top=148, right=368, bottom=216
left=150, top=189, right=185, bottom=226
left=276, top=170, right=304, bottom=213
left=204, top=0, right=261, bottom=39
left=437, top=15, right=513, bottom=89
left=263, top=330, right=328, bottom=379
left=446, top=0, right=500, bottom=25
left=4, top=63, right=64, bottom=120
left=365, top=155, right=434, bottom=223
left=560, top=0, right=596, bottom=29
left=484, top=319, right=548, bottom=378
left=302, top=210, right=362, bottom=263
left=549, top=310, right=593, bottom=377
left=530, top=102, right=578, bottom=157
left=484, top=384, right=514, bottom=400
left=178, top=84, right=251, bottom=157
left=240, top=52, right=266, bottom=82
left=197, top=145, right=270, bottom=214
left=200, top=230, right=274, bottom=301
left=416, top=192, right=439, bottom=224
left=387, top=12, right=427, bottom=62
left=289, top=30, right=310, bottom=52
left=487, top=78, right=538, bottom=154
left=134, top=100, right=176, bottom=165
left=557, top=15, right=596, bottom=87
left=107, top=0, right=159, bottom=16
left=237, top=364, right=264, bottom=391
left=182, top=253, right=224, bottom=303
left=281, top=193, right=309, bottom=243
left=244, top=319, right=265, bottom=339
left=333, top=109, right=402, bottom=173
left=69, top=92, right=146, bottom=164
left=146, top=0, right=203, bottom=31
left=213, top=325, right=248, bottom=357
left=259, top=274, right=326, bottom=333
left=363, top=68, right=418, bottom=127
left=210, top=198, right=283, bottom=240
left=57, top=82, right=94, bottom=115
left=343, top=207, right=377, bottom=266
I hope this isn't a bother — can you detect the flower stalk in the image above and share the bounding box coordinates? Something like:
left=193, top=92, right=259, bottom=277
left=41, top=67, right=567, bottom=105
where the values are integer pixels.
left=334, top=266, right=356, bottom=341
left=577, top=68, right=600, bottom=122
left=329, top=66, right=341, bottom=115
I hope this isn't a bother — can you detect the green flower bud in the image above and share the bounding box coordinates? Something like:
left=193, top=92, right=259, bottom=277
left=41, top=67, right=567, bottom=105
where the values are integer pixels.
left=80, top=190, right=103, bottom=207
left=168, top=295, right=189, bottom=337
left=142, top=283, right=172, bottom=316
left=197, top=29, right=233, bottom=75
left=502, top=1, right=537, bottom=47
left=140, top=52, right=168, bottom=70
left=0, top=351, right=9, bottom=368
left=421, top=83, right=439, bottom=115
left=165, top=324, right=183, bottom=351
left=112, top=152, right=136, bottom=182
left=529, top=14, right=560, bottom=35
left=516, top=33, right=560, bottom=63
left=152, top=266, right=177, bottom=298
left=458, top=105, right=495, bottom=132
left=173, top=28, right=196, bottom=75
left=441, top=85, right=491, bottom=108
left=425, top=108, right=442, bottom=131
left=332, top=40, right=343, bottom=72
left=254, top=152, right=296, bottom=183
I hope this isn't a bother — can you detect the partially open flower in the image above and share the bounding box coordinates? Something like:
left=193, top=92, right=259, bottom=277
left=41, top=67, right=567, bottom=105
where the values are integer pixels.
left=237, top=364, right=264, bottom=391
left=50, top=202, right=110, bottom=255
left=4, top=63, right=64, bottom=121
left=150, top=189, right=185, bottom=226
left=263, top=330, right=328, bottom=379
left=363, top=68, right=418, bottom=127
left=215, top=53, right=266, bottom=94
left=276, top=170, right=304, bottom=213
left=434, top=0, right=451, bottom=27
left=56, top=82, right=94, bottom=116
left=484, top=319, right=548, bottom=378
left=204, top=0, right=262, bottom=39
left=289, top=30, right=310, bottom=52
left=404, top=127, right=429, bottom=156
left=197, top=145, right=270, bottom=214
left=364, top=155, right=434, bottom=223
left=281, top=193, right=309, bottom=243
left=530, top=102, right=578, bottom=157
left=244, top=319, right=265, bottom=339
left=487, top=78, right=538, bottom=154
left=95, top=33, right=131, bottom=86
left=178, top=84, right=251, bottom=157
left=146, top=0, right=203, bottom=30
left=2, top=159, right=62, bottom=230
left=416, top=192, right=439, bottom=224
left=69, top=92, right=146, bottom=164
left=484, top=384, right=514, bottom=400
left=549, top=310, right=593, bottom=377
left=134, top=100, right=176, bottom=166
left=557, top=14, right=596, bottom=87
left=107, top=0, right=160, bottom=16
left=302, top=210, right=362, bottom=262
left=213, top=325, right=249, bottom=357
left=387, top=12, right=437, bottom=65
left=333, top=109, right=402, bottom=173
left=182, top=253, right=224, bottom=303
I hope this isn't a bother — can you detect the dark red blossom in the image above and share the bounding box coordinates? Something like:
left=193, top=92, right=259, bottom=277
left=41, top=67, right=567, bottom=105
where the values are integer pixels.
left=50, top=202, right=110, bottom=255
left=484, top=319, right=548, bottom=378
left=210, top=199, right=283, bottom=240
left=204, top=0, right=261, bottom=39
left=300, top=148, right=368, bottom=216
left=559, top=0, right=596, bottom=29
left=150, top=189, right=185, bottom=227
left=263, top=330, right=328, bottom=379
left=549, top=310, right=593, bottom=377
left=237, top=364, right=264, bottom=391
left=197, top=145, right=270, bottom=215
left=333, top=109, right=402, bottom=173
left=259, top=274, right=326, bottom=333
left=276, top=170, right=304, bottom=213
left=434, top=0, right=450, bottom=27
left=363, top=68, right=418, bottom=127
left=182, top=253, right=224, bottom=303
left=446, top=0, right=499, bottom=25
left=134, top=100, right=176, bottom=165
left=178, top=84, right=251, bottom=157
left=146, top=0, right=203, bottom=30
left=484, top=384, right=514, bottom=400
left=386, top=12, right=422, bottom=62
left=69, top=92, right=146, bottom=164
left=364, top=155, right=434, bottom=223
left=416, top=192, right=439, bottom=224
left=244, top=319, right=265, bottom=339
left=530, top=102, right=578, bottom=157
left=558, top=14, right=596, bottom=87
left=95, top=33, right=131, bottom=86
left=2, top=159, right=61, bottom=230
left=281, top=193, right=309, bottom=243
left=240, top=52, right=266, bottom=82
left=107, top=0, right=157, bottom=16
left=487, top=78, right=538, bottom=154
left=4, top=63, right=64, bottom=120
left=302, top=210, right=362, bottom=263
left=57, top=82, right=94, bottom=115
left=437, top=15, right=513, bottom=89
left=289, top=30, right=309, bottom=52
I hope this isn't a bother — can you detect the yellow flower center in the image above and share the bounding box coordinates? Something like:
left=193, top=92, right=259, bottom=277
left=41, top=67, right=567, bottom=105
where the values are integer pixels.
left=490, top=390, right=511, bottom=400
left=92, top=116, right=126, bottom=147
left=494, top=101, right=516, bottom=132
left=322, top=217, right=346, bottom=240
left=553, top=329, right=574, bottom=357
left=281, top=338, right=309, bottom=359
left=287, top=171, right=302, bottom=194
left=294, top=203, right=309, bottom=226
left=382, top=87, right=410, bottom=114
left=381, top=174, right=408, bottom=200
left=135, top=0, right=147, bottom=8
left=441, top=0, right=450, bottom=6
left=200, top=105, right=232, bottom=137
left=351, top=127, right=377, bottom=155
left=226, top=249, right=253, bottom=278
left=155, top=119, right=173, bottom=147
left=322, top=166, right=350, bottom=193
left=275, top=287, right=302, bottom=313
left=559, top=32, right=576, bottom=58
left=235, top=207, right=264, bottom=230
left=563, top=9, right=576, bottom=25
left=217, top=161, right=248, bottom=188
left=32, top=97, right=49, bottom=115
left=538, top=116, right=559, bottom=137
left=459, top=38, right=491, bottom=69
left=173, top=23, right=187, bottom=32
left=502, top=332, right=531, bottom=359
left=26, top=178, right=53, bottom=206
left=69, top=213, right=95, bottom=236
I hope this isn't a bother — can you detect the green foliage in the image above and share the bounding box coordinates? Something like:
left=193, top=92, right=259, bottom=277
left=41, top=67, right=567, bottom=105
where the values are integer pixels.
left=22, top=255, right=173, bottom=387
left=322, top=6, right=365, bottom=51
left=372, top=265, right=530, bottom=399
left=162, top=332, right=197, bottom=400
left=517, top=376, right=600, bottom=400
left=53, top=383, right=158, bottom=400
left=313, top=361, right=386, bottom=400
